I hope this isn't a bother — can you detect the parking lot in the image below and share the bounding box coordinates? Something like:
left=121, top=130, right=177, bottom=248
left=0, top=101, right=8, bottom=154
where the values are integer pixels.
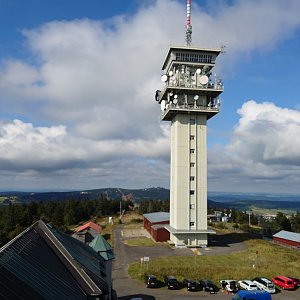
left=112, top=227, right=300, bottom=300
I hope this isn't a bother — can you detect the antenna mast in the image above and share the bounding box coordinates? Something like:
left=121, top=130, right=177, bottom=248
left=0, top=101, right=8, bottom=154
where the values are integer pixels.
left=186, top=0, right=192, bottom=46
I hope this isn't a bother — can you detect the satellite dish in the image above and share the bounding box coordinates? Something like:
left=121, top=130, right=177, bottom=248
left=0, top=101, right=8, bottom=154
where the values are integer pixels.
left=169, top=71, right=173, bottom=76
left=194, top=95, right=199, bottom=100
left=173, top=98, right=178, bottom=105
left=196, top=68, right=201, bottom=74
left=161, top=74, right=168, bottom=82
left=199, top=75, right=209, bottom=85
left=160, top=100, right=166, bottom=111
left=174, top=94, right=178, bottom=99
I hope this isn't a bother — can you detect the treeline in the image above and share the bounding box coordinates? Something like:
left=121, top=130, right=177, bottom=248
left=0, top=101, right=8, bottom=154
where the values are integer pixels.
left=138, top=200, right=170, bottom=214
left=0, top=196, right=133, bottom=247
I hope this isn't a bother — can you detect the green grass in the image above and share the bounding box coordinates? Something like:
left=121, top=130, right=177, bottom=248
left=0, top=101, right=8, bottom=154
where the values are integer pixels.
left=128, top=239, right=300, bottom=283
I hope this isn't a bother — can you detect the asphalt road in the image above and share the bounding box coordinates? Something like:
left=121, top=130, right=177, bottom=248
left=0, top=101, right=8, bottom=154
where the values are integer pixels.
left=112, top=227, right=300, bottom=300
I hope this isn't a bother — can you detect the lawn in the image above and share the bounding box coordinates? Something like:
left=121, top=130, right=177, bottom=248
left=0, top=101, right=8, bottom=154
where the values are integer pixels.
left=128, top=239, right=300, bottom=283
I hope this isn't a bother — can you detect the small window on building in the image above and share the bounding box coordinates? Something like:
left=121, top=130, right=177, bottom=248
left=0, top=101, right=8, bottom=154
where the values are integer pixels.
left=190, top=190, right=195, bottom=195
left=190, top=135, right=195, bottom=140
left=190, top=149, right=195, bottom=154
left=190, top=176, right=195, bottom=181
left=190, top=204, right=195, bottom=209
left=190, top=162, right=195, bottom=167
left=190, top=222, right=195, bottom=226
left=190, top=118, right=195, bottom=124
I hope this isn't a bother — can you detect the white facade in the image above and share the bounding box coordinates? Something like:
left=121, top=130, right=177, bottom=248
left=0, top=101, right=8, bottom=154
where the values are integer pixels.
left=156, top=46, right=223, bottom=247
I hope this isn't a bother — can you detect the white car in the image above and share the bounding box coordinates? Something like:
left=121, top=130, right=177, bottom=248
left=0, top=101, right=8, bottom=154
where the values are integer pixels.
left=220, top=280, right=238, bottom=292
left=252, top=277, right=276, bottom=294
left=238, top=280, right=258, bottom=290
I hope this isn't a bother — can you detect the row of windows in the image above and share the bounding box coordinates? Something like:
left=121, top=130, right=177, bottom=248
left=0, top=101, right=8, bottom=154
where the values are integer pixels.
left=175, top=52, right=213, bottom=64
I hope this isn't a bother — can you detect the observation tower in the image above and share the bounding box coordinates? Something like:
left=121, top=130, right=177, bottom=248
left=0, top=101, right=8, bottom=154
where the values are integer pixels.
left=155, top=0, right=224, bottom=247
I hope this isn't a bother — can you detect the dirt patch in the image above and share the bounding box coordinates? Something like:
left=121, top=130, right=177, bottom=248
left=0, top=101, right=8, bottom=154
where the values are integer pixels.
left=122, top=228, right=151, bottom=239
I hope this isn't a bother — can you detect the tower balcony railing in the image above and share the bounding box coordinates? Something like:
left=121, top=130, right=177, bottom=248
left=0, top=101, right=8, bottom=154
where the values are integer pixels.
left=161, top=101, right=220, bottom=120
left=159, top=80, right=224, bottom=101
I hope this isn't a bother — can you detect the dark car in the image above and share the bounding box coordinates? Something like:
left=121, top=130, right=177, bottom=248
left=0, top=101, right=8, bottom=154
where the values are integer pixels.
left=164, top=276, right=179, bottom=290
left=183, top=278, right=198, bottom=291
left=287, top=276, right=300, bottom=288
left=144, top=275, right=158, bottom=288
left=199, top=279, right=216, bottom=293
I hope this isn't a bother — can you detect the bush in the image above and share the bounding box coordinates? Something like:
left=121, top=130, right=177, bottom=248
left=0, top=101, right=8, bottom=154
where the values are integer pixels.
left=214, top=222, right=227, bottom=229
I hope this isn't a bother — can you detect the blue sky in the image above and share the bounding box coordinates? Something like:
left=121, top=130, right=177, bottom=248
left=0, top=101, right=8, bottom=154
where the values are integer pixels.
left=0, top=0, right=300, bottom=193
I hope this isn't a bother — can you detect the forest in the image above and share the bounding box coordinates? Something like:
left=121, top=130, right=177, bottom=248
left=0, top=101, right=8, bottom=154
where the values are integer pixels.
left=1, top=197, right=300, bottom=247
left=0, top=196, right=133, bottom=247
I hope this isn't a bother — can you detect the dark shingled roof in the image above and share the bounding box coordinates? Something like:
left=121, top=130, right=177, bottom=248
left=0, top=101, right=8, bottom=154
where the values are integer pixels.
left=0, top=220, right=109, bottom=300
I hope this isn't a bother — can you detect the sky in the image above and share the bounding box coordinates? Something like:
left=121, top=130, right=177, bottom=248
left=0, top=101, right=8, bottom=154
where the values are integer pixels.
left=0, top=0, right=300, bottom=194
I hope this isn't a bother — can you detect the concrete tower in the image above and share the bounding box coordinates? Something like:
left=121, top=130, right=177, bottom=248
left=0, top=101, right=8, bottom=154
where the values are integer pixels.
left=155, top=2, right=223, bottom=247
left=156, top=47, right=223, bottom=248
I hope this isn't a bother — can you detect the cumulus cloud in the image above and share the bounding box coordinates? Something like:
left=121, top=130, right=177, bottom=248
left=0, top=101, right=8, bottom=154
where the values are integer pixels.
left=0, top=0, right=300, bottom=190
left=208, top=101, right=300, bottom=193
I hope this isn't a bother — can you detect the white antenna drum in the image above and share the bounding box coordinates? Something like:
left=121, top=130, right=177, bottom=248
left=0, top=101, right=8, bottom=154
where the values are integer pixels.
left=160, top=100, right=166, bottom=111
left=161, top=74, right=168, bottom=82
left=199, top=75, right=209, bottom=85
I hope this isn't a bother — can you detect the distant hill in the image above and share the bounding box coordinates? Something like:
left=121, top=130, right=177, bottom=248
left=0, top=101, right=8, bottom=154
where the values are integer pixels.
left=0, top=187, right=169, bottom=205
left=0, top=188, right=300, bottom=212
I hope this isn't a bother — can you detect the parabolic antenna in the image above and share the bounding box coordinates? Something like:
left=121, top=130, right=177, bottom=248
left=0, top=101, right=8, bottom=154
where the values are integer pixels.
left=199, top=75, right=209, bottom=85
left=173, top=97, right=178, bottom=105
left=169, top=70, right=173, bottom=76
left=194, top=95, right=199, bottom=100
left=160, top=100, right=166, bottom=111
left=196, top=68, right=201, bottom=74
left=161, top=74, right=168, bottom=82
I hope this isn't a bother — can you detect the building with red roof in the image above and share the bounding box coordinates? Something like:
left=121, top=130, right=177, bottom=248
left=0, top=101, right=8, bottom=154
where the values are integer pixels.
left=73, top=221, right=102, bottom=244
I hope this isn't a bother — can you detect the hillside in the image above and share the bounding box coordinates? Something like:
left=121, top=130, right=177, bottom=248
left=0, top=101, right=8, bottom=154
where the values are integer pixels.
left=0, top=188, right=300, bottom=212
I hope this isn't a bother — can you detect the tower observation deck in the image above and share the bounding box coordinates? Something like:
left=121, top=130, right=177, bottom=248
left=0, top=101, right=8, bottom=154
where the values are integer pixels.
left=155, top=45, right=224, bottom=247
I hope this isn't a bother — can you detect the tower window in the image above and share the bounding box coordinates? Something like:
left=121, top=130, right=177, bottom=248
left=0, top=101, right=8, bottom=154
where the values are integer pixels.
left=190, top=149, right=195, bottom=154
left=190, top=204, right=195, bottom=209
left=190, top=162, right=195, bottom=167
left=190, top=222, right=195, bottom=226
left=190, top=190, right=195, bottom=195
left=190, top=176, right=195, bottom=181
left=190, top=135, right=195, bottom=140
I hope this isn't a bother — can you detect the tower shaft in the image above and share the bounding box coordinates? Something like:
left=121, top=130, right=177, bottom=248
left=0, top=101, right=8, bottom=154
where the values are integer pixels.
left=156, top=46, right=223, bottom=247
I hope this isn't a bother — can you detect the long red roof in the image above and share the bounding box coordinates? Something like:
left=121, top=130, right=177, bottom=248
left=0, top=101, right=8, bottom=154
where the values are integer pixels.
left=74, top=221, right=102, bottom=233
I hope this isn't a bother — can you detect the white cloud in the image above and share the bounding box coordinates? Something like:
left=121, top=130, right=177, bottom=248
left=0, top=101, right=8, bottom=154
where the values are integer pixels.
left=0, top=0, right=300, bottom=191
left=208, top=101, right=300, bottom=193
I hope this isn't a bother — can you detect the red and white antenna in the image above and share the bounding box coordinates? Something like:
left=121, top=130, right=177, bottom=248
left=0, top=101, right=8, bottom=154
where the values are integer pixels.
left=186, top=0, right=192, bottom=46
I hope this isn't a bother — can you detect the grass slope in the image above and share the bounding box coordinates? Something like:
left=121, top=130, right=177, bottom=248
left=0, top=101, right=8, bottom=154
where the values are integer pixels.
left=128, top=239, right=300, bottom=283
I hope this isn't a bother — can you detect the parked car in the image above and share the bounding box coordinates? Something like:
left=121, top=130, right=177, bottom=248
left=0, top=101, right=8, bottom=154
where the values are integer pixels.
left=252, top=277, right=276, bottom=294
left=272, top=275, right=295, bottom=290
left=238, top=280, right=259, bottom=291
left=183, top=278, right=198, bottom=291
left=220, top=280, right=238, bottom=293
left=144, top=275, right=158, bottom=288
left=199, top=279, right=216, bottom=293
left=164, top=276, right=179, bottom=290
left=231, top=290, right=272, bottom=300
left=287, top=276, right=300, bottom=287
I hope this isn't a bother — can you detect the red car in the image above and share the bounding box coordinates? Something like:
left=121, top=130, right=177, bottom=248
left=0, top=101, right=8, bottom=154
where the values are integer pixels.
left=287, top=276, right=300, bottom=288
left=272, top=275, right=295, bottom=290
